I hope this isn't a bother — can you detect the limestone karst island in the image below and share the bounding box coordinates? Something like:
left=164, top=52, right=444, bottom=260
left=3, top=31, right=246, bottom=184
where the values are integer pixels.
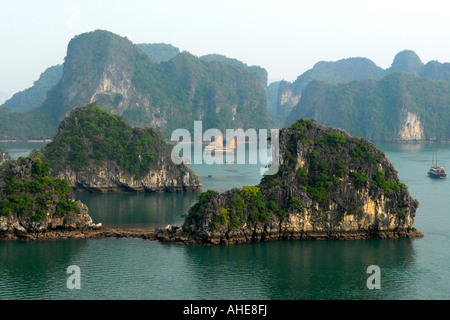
left=0, top=30, right=436, bottom=244
left=4, top=0, right=450, bottom=302
left=0, top=110, right=423, bottom=242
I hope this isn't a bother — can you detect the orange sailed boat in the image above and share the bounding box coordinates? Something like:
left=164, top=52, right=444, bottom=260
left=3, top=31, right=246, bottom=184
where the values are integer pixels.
left=206, top=136, right=236, bottom=154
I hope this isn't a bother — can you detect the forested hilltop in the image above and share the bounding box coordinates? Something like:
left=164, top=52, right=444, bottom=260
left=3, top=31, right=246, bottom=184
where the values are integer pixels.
left=136, top=43, right=180, bottom=63
left=0, top=30, right=269, bottom=140
left=40, top=103, right=201, bottom=193
left=200, top=54, right=268, bottom=88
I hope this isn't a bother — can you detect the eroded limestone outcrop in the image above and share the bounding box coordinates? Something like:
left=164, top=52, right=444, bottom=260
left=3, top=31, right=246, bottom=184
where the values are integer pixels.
left=0, top=155, right=100, bottom=241
left=157, top=119, right=423, bottom=245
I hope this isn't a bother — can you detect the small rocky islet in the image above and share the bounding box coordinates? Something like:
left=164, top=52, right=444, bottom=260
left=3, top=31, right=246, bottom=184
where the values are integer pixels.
left=41, top=103, right=202, bottom=193
left=0, top=154, right=100, bottom=241
left=0, top=111, right=423, bottom=244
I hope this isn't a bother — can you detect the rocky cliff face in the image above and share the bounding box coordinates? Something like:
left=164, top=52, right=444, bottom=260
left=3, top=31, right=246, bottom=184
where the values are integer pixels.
left=398, top=111, right=424, bottom=140
left=0, top=155, right=100, bottom=241
left=47, top=30, right=147, bottom=123
left=52, top=152, right=201, bottom=193
left=157, top=120, right=422, bottom=245
left=277, top=81, right=300, bottom=115
left=6, top=30, right=268, bottom=140
left=41, top=104, right=202, bottom=193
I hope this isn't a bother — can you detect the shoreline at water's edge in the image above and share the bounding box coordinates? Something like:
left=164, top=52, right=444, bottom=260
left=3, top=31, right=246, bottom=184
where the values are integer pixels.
left=0, top=227, right=424, bottom=244
left=155, top=228, right=424, bottom=245
left=0, top=228, right=158, bottom=242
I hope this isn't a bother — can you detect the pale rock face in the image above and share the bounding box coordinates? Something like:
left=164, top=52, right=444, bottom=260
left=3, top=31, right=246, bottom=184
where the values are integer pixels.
left=55, top=160, right=201, bottom=193
left=89, top=64, right=150, bottom=117
left=273, top=186, right=412, bottom=235
left=278, top=89, right=301, bottom=117
left=231, top=106, right=237, bottom=120
left=90, top=72, right=131, bottom=107
left=280, top=90, right=300, bottom=107
left=399, top=112, right=424, bottom=140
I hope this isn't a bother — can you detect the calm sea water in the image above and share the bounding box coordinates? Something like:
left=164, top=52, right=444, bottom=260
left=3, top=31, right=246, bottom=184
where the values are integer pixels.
left=0, top=142, right=449, bottom=300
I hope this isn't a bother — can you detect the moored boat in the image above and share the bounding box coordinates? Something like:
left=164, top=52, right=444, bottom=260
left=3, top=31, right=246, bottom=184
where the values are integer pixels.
left=428, top=153, right=446, bottom=179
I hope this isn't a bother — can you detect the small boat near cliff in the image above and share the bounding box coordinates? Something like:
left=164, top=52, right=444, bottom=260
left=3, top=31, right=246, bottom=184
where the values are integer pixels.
left=428, top=153, right=446, bottom=179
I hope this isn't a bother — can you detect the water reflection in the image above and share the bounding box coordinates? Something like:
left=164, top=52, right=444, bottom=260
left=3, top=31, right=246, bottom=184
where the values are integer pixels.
left=0, top=240, right=89, bottom=299
left=180, top=238, right=419, bottom=300
left=76, top=192, right=201, bottom=229
left=75, top=145, right=268, bottom=229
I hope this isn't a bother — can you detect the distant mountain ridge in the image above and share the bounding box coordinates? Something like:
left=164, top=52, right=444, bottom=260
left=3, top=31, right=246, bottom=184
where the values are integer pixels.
left=200, top=54, right=268, bottom=88
left=1, top=65, right=63, bottom=112
left=270, top=50, right=450, bottom=128
left=0, top=92, right=9, bottom=105
left=136, top=43, right=180, bottom=63
left=0, top=30, right=269, bottom=139
left=285, top=71, right=450, bottom=141
left=3, top=35, right=449, bottom=143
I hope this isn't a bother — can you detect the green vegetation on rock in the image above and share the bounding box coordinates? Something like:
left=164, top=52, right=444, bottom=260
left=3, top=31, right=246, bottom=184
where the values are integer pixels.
left=137, top=43, right=180, bottom=63
left=188, top=190, right=219, bottom=218
left=0, top=154, right=78, bottom=221
left=183, top=120, right=417, bottom=240
left=38, top=102, right=201, bottom=193
left=42, top=103, right=158, bottom=177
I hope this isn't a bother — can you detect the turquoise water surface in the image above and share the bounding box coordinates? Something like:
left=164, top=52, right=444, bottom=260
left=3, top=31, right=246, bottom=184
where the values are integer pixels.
left=0, top=142, right=449, bottom=300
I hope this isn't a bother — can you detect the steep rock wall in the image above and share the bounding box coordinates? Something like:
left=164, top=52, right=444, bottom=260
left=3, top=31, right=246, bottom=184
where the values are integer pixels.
left=398, top=111, right=424, bottom=140
left=54, top=160, right=201, bottom=193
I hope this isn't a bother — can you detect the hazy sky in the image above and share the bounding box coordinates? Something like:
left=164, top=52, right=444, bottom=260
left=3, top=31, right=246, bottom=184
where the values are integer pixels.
left=1, top=0, right=450, bottom=97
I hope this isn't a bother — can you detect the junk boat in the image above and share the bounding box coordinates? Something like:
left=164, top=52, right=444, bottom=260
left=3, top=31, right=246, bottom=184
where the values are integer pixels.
left=205, top=136, right=236, bottom=154
left=428, top=153, right=447, bottom=179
